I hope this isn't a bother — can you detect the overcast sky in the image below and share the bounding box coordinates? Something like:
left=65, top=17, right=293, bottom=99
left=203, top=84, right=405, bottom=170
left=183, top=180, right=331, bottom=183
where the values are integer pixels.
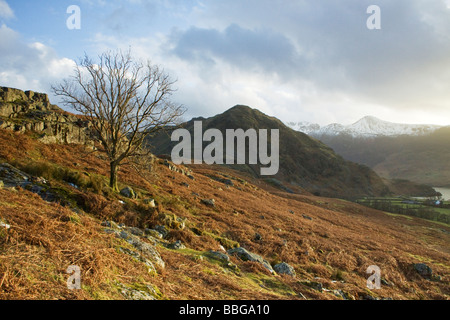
left=1, top=0, right=450, bottom=126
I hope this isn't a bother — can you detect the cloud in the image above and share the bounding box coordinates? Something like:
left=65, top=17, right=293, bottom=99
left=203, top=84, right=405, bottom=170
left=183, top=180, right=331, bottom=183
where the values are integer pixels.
left=0, top=0, right=14, bottom=20
left=0, top=24, right=75, bottom=101
left=163, top=0, right=450, bottom=124
left=169, top=24, right=301, bottom=79
left=2, top=0, right=450, bottom=125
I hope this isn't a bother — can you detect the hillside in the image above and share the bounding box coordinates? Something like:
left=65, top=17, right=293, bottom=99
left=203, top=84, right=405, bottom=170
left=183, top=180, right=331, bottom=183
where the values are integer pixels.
left=0, top=89, right=449, bottom=301
left=0, top=128, right=449, bottom=300
left=147, top=105, right=390, bottom=199
left=310, top=127, right=450, bottom=187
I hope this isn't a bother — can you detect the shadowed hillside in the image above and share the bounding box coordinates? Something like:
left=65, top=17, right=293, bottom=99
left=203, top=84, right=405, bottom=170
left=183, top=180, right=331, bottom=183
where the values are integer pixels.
left=147, top=105, right=390, bottom=199
left=313, top=127, right=450, bottom=187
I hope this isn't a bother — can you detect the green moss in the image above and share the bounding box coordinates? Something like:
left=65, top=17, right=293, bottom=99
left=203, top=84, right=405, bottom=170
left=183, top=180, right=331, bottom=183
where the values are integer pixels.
left=243, top=273, right=297, bottom=297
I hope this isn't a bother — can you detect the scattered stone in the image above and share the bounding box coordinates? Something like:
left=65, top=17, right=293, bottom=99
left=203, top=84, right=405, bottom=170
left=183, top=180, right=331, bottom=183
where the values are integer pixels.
left=289, top=210, right=294, bottom=214
left=413, top=263, right=433, bottom=278
left=0, top=163, right=30, bottom=187
left=126, top=226, right=145, bottom=237
left=120, top=186, right=136, bottom=199
left=201, top=198, right=215, bottom=207
left=0, top=219, right=10, bottom=229
left=254, top=233, right=262, bottom=242
left=181, top=182, right=189, bottom=188
left=118, top=247, right=156, bottom=274
left=227, top=247, right=275, bottom=274
left=273, top=262, right=296, bottom=277
left=153, top=225, right=169, bottom=239
left=206, top=250, right=230, bottom=262
left=145, top=228, right=163, bottom=239
left=302, top=214, right=313, bottom=220
left=143, top=198, right=156, bottom=207
left=103, top=228, right=117, bottom=235
left=168, top=240, right=185, bottom=250
left=101, top=220, right=121, bottom=229
left=112, top=229, right=165, bottom=269
left=163, top=159, right=193, bottom=177
left=332, top=290, right=355, bottom=300
left=431, top=275, right=442, bottom=282
left=118, top=283, right=158, bottom=300
left=300, top=281, right=323, bottom=292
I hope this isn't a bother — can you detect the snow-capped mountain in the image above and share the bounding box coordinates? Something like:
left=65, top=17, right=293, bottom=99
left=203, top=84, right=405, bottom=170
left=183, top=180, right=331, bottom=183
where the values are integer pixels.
left=287, top=116, right=443, bottom=138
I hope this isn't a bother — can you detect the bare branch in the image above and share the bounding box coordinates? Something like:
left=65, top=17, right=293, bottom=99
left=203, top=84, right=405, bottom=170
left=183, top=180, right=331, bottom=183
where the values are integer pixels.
left=52, top=49, right=186, bottom=191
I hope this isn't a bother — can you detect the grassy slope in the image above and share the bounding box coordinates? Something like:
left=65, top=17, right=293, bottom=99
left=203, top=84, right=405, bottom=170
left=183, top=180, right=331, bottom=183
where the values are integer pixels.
left=0, top=129, right=449, bottom=300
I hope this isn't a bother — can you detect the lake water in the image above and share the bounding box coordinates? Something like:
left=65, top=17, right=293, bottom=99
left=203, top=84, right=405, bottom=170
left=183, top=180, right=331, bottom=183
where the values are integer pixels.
left=434, top=187, right=450, bottom=201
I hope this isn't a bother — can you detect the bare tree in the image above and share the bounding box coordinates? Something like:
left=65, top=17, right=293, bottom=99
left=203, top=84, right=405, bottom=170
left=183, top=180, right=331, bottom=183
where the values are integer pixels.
left=52, top=49, right=185, bottom=192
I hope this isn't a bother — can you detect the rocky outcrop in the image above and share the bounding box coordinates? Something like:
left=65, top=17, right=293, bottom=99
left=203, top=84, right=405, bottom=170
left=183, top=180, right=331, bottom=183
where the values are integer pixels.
left=0, top=86, right=94, bottom=146
left=227, top=247, right=275, bottom=274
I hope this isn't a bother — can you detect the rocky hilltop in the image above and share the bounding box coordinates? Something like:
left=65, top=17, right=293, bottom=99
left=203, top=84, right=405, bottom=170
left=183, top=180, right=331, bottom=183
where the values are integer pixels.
left=0, top=86, right=93, bottom=146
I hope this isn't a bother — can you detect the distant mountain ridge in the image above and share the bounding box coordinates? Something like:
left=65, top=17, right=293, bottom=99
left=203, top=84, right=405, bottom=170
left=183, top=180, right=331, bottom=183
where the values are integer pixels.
left=286, top=115, right=450, bottom=187
left=287, top=116, right=443, bottom=138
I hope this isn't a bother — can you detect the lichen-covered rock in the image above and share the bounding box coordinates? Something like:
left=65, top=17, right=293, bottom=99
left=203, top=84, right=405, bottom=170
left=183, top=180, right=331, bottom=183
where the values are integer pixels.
left=112, top=229, right=165, bottom=269
left=117, top=282, right=159, bottom=300
left=0, top=86, right=95, bottom=146
left=167, top=240, right=185, bottom=250
left=413, top=263, right=433, bottom=278
left=227, top=247, right=275, bottom=274
left=273, top=262, right=296, bottom=277
left=206, top=250, right=230, bottom=262
left=201, top=198, right=215, bottom=207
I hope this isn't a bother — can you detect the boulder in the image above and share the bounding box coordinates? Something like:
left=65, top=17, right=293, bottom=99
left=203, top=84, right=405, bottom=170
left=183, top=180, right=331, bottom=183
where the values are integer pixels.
left=254, top=233, right=262, bottom=242
left=153, top=225, right=169, bottom=239
left=273, top=262, right=296, bottom=277
left=167, top=240, right=185, bottom=250
left=227, top=247, right=275, bottom=274
left=115, top=229, right=165, bottom=269
left=201, top=198, right=216, bottom=207
left=206, top=250, right=230, bottom=263
left=300, top=280, right=323, bottom=292
left=413, top=263, right=433, bottom=278
left=120, top=186, right=136, bottom=199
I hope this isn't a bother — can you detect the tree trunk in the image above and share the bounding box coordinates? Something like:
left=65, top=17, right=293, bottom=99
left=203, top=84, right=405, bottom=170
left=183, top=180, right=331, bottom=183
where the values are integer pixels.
left=110, top=161, right=119, bottom=192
